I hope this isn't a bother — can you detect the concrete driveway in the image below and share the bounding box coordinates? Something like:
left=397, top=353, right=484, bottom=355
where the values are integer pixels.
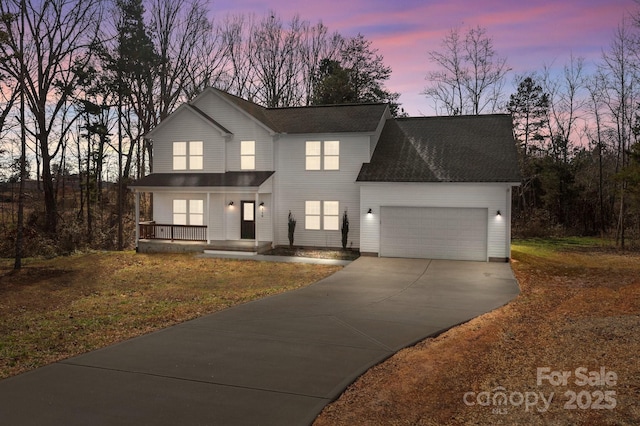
left=0, top=257, right=519, bottom=426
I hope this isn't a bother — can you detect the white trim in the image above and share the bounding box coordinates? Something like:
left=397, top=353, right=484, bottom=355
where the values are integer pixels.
left=255, top=192, right=259, bottom=248
left=357, top=181, right=522, bottom=187
left=206, top=192, right=211, bottom=243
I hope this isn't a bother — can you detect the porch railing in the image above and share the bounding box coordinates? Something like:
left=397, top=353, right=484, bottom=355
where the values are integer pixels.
left=139, top=222, right=207, bottom=242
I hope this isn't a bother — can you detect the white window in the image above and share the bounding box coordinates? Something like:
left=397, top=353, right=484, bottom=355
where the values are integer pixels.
left=173, top=141, right=203, bottom=170
left=241, top=141, right=255, bottom=170
left=305, top=201, right=321, bottom=230
left=189, top=200, right=204, bottom=225
left=173, top=199, right=203, bottom=225
left=305, top=140, right=339, bottom=170
left=305, top=141, right=321, bottom=170
left=305, top=200, right=339, bottom=230
left=324, top=141, right=340, bottom=170
left=189, top=141, right=203, bottom=170
left=323, top=201, right=340, bottom=230
left=243, top=202, right=255, bottom=221
left=173, top=199, right=187, bottom=224
left=173, top=142, right=187, bottom=170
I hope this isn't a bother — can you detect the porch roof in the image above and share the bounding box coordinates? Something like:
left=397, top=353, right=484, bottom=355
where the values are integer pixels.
left=130, top=171, right=275, bottom=189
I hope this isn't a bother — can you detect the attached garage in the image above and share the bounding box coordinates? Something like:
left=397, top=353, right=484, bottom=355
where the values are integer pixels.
left=357, top=115, right=522, bottom=262
left=380, top=206, right=488, bottom=261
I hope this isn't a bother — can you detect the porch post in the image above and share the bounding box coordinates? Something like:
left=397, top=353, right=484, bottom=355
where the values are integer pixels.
left=255, top=192, right=259, bottom=249
left=206, top=192, right=211, bottom=244
left=135, top=191, right=140, bottom=247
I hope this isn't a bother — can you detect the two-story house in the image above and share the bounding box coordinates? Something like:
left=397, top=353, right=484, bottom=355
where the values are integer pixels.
left=130, top=88, right=521, bottom=261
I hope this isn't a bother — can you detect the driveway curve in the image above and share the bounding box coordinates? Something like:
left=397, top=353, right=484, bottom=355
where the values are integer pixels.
left=0, top=257, right=519, bottom=426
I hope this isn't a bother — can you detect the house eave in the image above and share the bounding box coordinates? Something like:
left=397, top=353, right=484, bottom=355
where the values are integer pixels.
left=356, top=181, right=522, bottom=186
left=130, top=186, right=264, bottom=193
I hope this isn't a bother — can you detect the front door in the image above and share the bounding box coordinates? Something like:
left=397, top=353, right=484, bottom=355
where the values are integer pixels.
left=241, top=201, right=256, bottom=239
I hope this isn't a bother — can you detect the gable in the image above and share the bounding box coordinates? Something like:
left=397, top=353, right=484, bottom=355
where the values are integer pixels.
left=146, top=103, right=232, bottom=139
left=358, top=114, right=521, bottom=183
left=193, top=88, right=278, bottom=135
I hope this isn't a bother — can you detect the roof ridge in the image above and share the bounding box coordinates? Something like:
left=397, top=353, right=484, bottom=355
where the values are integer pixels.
left=396, top=113, right=511, bottom=121
left=265, top=102, right=388, bottom=111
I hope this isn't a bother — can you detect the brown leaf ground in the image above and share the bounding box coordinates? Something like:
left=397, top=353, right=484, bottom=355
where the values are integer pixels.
left=0, top=251, right=341, bottom=379
left=314, top=239, right=640, bottom=426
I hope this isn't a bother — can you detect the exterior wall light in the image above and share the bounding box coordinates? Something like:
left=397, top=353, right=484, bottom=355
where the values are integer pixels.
left=259, top=202, right=265, bottom=209
left=496, top=210, right=501, bottom=216
left=367, top=208, right=373, bottom=215
left=228, top=201, right=234, bottom=206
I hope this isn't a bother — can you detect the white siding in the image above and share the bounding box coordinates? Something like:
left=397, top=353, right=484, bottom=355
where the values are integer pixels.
left=153, top=192, right=206, bottom=224
left=360, top=183, right=512, bottom=260
left=152, top=108, right=226, bottom=173
left=192, top=91, right=274, bottom=171
left=257, top=194, right=273, bottom=242
left=273, top=134, right=369, bottom=249
left=208, top=193, right=225, bottom=240
left=223, top=193, right=242, bottom=240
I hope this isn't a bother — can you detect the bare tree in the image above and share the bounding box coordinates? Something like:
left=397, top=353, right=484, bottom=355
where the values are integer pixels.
left=0, top=83, right=18, bottom=137
left=221, top=10, right=344, bottom=108
left=0, top=0, right=103, bottom=234
left=299, top=22, right=343, bottom=105
left=542, top=55, right=587, bottom=163
left=248, top=12, right=307, bottom=107
left=585, top=73, right=609, bottom=234
left=220, top=14, right=257, bottom=100
left=424, top=25, right=510, bottom=115
left=597, top=20, right=638, bottom=247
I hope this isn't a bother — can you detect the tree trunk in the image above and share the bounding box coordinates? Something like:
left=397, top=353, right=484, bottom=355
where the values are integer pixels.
left=14, top=0, right=26, bottom=270
left=39, top=132, right=58, bottom=234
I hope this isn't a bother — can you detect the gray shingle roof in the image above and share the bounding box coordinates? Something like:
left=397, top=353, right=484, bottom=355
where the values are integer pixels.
left=266, top=104, right=388, bottom=134
left=130, top=171, right=275, bottom=188
left=214, top=89, right=387, bottom=134
left=357, top=114, right=521, bottom=183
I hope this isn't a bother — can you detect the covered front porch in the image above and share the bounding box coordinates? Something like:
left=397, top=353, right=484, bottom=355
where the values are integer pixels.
left=129, top=171, right=275, bottom=254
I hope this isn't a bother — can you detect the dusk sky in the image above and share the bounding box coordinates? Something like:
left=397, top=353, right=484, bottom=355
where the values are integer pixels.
left=210, top=0, right=636, bottom=115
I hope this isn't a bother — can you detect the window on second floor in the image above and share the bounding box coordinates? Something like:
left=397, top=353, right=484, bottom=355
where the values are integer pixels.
left=305, top=140, right=339, bottom=170
left=241, top=141, right=255, bottom=170
left=173, top=141, right=203, bottom=170
left=323, top=141, right=340, bottom=170
left=173, top=199, right=204, bottom=225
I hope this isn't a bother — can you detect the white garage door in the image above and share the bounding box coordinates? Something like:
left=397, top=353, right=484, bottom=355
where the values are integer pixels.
left=380, top=207, right=488, bottom=261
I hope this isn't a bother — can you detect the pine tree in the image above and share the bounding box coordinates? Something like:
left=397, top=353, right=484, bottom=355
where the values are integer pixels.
left=507, top=76, right=549, bottom=157
left=311, top=34, right=403, bottom=116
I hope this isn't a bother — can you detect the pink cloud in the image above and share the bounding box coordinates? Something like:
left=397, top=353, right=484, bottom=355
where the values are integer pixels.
left=211, top=0, right=636, bottom=115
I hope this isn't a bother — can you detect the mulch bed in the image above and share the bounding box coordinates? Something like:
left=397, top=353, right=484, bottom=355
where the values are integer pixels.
left=264, top=247, right=361, bottom=261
